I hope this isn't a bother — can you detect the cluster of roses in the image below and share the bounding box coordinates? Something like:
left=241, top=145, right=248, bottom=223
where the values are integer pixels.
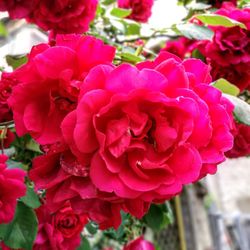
left=163, top=1, right=250, bottom=158
left=0, top=27, right=235, bottom=248
left=0, top=0, right=153, bottom=35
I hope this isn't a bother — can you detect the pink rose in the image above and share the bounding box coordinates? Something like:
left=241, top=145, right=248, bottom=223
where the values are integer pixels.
left=28, top=0, right=98, bottom=34
left=61, top=52, right=233, bottom=204
left=0, top=155, right=26, bottom=223
left=8, top=35, right=115, bottom=145
left=34, top=203, right=88, bottom=250
left=225, top=121, right=250, bottom=158
left=0, top=0, right=36, bottom=19
left=118, top=0, right=154, bottom=23
left=199, top=3, right=250, bottom=91
left=123, top=237, right=155, bottom=250
left=162, top=37, right=198, bottom=59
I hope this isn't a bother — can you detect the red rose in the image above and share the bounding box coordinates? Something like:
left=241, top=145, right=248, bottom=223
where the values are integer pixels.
left=118, top=0, right=154, bottom=23
left=0, top=155, right=26, bottom=223
left=226, top=121, right=250, bottom=158
left=162, top=37, right=198, bottom=59
left=208, top=0, right=237, bottom=8
left=199, top=3, right=250, bottom=91
left=28, top=0, right=98, bottom=34
left=0, top=0, right=36, bottom=19
left=123, top=237, right=155, bottom=250
left=34, top=203, right=88, bottom=250
left=8, top=35, right=115, bottom=145
left=29, top=150, right=124, bottom=230
left=61, top=52, right=233, bottom=204
left=0, top=72, right=19, bottom=123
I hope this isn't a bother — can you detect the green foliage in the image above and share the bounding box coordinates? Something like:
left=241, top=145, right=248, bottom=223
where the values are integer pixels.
left=175, top=23, right=214, bottom=40
left=0, top=22, right=7, bottom=37
left=195, top=14, right=247, bottom=29
left=143, top=203, right=174, bottom=232
left=6, top=55, right=28, bottom=70
left=86, top=222, right=99, bottom=235
left=20, top=186, right=41, bottom=209
left=224, top=94, right=250, bottom=126
left=212, top=78, right=240, bottom=96
left=0, top=202, right=38, bottom=250
left=110, top=8, right=132, bottom=18
left=77, top=237, right=91, bottom=250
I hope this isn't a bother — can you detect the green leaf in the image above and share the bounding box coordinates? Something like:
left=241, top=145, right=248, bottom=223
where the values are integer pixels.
left=85, top=222, right=98, bottom=235
left=195, top=14, right=247, bottom=29
left=191, top=49, right=205, bottom=61
left=77, top=237, right=91, bottom=250
left=223, top=94, right=250, bottom=125
left=121, top=52, right=143, bottom=63
left=0, top=21, right=7, bottom=37
left=25, top=139, right=42, bottom=153
left=6, top=159, right=25, bottom=170
left=110, top=8, right=132, bottom=18
left=6, top=55, right=27, bottom=70
left=20, top=186, right=41, bottom=209
left=144, top=204, right=164, bottom=231
left=102, top=0, right=116, bottom=5
left=175, top=23, right=214, bottom=40
left=212, top=78, right=240, bottom=96
left=125, top=22, right=141, bottom=35
left=2, top=202, right=38, bottom=250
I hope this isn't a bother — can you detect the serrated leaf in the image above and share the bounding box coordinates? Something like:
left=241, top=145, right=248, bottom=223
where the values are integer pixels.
left=212, top=78, right=240, bottom=96
left=223, top=94, right=250, bottom=125
left=102, top=0, right=116, bottom=5
left=2, top=202, right=38, bottom=250
left=6, top=159, right=25, bottom=170
left=144, top=204, right=164, bottom=231
left=125, top=22, right=141, bottom=35
left=85, top=222, right=98, bottom=235
left=6, top=55, right=27, bottom=70
left=176, top=23, right=214, bottom=40
left=20, top=186, right=41, bottom=209
left=195, top=14, right=247, bottom=29
left=26, top=139, right=42, bottom=153
left=110, top=8, right=132, bottom=18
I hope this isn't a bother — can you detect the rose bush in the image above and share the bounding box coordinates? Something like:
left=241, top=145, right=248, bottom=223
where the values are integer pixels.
left=199, top=3, right=250, bottom=91
left=33, top=203, right=88, bottom=250
left=61, top=51, right=233, bottom=204
left=8, top=34, right=115, bottom=145
left=118, top=0, right=154, bottom=23
left=0, top=155, right=26, bottom=223
left=27, top=0, right=98, bottom=34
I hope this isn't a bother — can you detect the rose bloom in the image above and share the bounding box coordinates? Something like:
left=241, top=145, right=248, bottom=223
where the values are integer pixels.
left=30, top=147, right=149, bottom=229
left=199, top=3, right=250, bottom=91
left=33, top=202, right=88, bottom=250
left=225, top=121, right=250, bottom=158
left=0, top=0, right=36, bottom=19
left=27, top=0, right=98, bottom=34
left=118, top=0, right=154, bottom=23
left=162, top=37, right=198, bottom=60
left=61, top=51, right=233, bottom=204
left=8, top=34, right=115, bottom=145
left=123, top=237, right=155, bottom=250
left=0, top=72, right=19, bottom=123
left=0, top=154, right=26, bottom=223
left=208, top=0, right=237, bottom=8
